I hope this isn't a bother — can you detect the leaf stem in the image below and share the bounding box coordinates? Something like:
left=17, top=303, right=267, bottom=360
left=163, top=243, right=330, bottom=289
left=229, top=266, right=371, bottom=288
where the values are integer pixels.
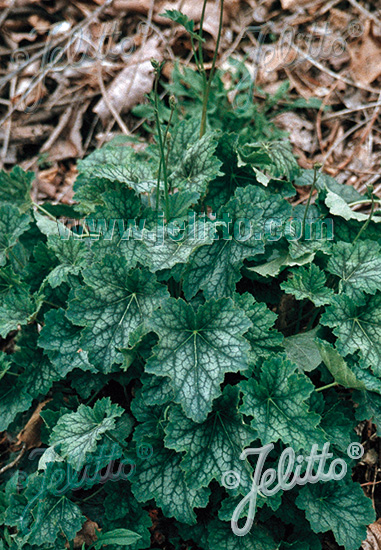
left=32, top=201, right=90, bottom=237
left=353, top=192, right=376, bottom=244
left=32, top=201, right=57, bottom=222
left=152, top=61, right=170, bottom=221
left=348, top=198, right=381, bottom=207
left=199, top=0, right=224, bottom=138
left=315, top=381, right=339, bottom=392
left=198, top=0, right=208, bottom=74
left=302, top=164, right=320, bottom=239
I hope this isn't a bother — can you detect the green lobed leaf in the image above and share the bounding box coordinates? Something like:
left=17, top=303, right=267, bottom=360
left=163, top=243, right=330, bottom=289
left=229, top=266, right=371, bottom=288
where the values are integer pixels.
left=0, top=167, right=33, bottom=211
left=183, top=185, right=267, bottom=299
left=234, top=292, right=283, bottom=362
left=169, top=131, right=222, bottom=196
left=78, top=145, right=157, bottom=195
left=45, top=236, right=92, bottom=288
left=0, top=282, right=37, bottom=338
left=237, top=140, right=299, bottom=180
left=39, top=309, right=95, bottom=374
left=142, top=219, right=216, bottom=272
left=240, top=355, right=325, bottom=451
left=321, top=294, right=381, bottom=371
left=296, top=481, right=375, bottom=550
left=131, top=438, right=210, bottom=525
left=0, top=376, right=33, bottom=431
left=207, top=520, right=278, bottom=550
left=27, top=494, right=85, bottom=546
left=67, top=255, right=168, bottom=372
left=13, top=329, right=72, bottom=398
left=164, top=386, right=256, bottom=492
left=327, top=240, right=381, bottom=303
left=146, top=297, right=251, bottom=422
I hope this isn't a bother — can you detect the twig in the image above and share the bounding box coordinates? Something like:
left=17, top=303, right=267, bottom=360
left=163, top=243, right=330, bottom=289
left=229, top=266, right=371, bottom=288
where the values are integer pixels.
left=0, top=0, right=114, bottom=128
left=323, top=100, right=381, bottom=121
left=332, top=92, right=381, bottom=175
left=40, top=106, right=74, bottom=153
left=347, top=0, right=381, bottom=27
left=0, top=0, right=16, bottom=30
left=97, top=62, right=130, bottom=135
left=315, top=81, right=339, bottom=155
left=0, top=443, right=26, bottom=475
left=321, top=118, right=369, bottom=168
left=0, top=75, right=16, bottom=168
left=289, top=43, right=381, bottom=95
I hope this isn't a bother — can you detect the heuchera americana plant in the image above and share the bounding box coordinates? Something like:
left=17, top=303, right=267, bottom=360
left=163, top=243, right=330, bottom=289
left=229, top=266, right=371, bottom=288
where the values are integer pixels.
left=1, top=4, right=381, bottom=550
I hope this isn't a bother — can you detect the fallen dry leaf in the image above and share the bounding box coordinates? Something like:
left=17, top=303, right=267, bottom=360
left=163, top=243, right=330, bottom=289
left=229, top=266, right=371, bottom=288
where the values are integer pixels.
left=349, top=20, right=381, bottom=86
left=363, top=519, right=381, bottom=550
left=15, top=400, right=50, bottom=451
left=274, top=112, right=316, bottom=153
left=70, top=519, right=99, bottom=549
left=280, top=0, right=306, bottom=9
left=93, top=36, right=163, bottom=125
left=41, top=102, right=89, bottom=161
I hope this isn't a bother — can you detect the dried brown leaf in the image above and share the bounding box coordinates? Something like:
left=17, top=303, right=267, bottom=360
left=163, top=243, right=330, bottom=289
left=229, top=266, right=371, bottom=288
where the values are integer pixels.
left=349, top=21, right=381, bottom=86
left=363, top=520, right=381, bottom=550
left=93, top=37, right=163, bottom=124
left=15, top=400, right=50, bottom=451
left=70, top=519, right=99, bottom=549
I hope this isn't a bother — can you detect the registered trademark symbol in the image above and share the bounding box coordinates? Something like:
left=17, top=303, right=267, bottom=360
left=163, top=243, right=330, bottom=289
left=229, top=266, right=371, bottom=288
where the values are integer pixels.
left=222, top=470, right=241, bottom=490
left=347, top=442, right=364, bottom=460
left=137, top=443, right=153, bottom=460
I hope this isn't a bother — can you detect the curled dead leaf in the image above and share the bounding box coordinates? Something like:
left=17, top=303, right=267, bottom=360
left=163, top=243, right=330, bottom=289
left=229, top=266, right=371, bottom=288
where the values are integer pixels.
left=363, top=519, right=381, bottom=550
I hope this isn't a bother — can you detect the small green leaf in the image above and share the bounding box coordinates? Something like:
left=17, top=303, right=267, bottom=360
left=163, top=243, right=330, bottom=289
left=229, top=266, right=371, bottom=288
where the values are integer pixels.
left=283, top=327, right=322, bottom=372
left=0, top=205, right=31, bottom=267
left=281, top=264, right=334, bottom=306
left=316, top=340, right=366, bottom=390
left=50, top=397, right=124, bottom=469
left=93, top=528, right=141, bottom=549
left=160, top=9, right=203, bottom=41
